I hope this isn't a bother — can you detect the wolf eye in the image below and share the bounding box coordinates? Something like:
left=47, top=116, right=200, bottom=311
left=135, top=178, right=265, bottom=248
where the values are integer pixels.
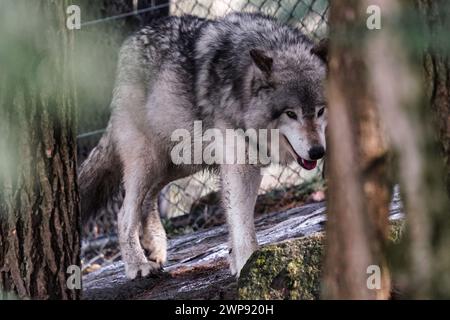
left=286, top=111, right=297, bottom=120
left=317, top=107, right=325, bottom=117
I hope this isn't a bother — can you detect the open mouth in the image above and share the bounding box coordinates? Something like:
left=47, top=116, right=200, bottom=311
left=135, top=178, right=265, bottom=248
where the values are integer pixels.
left=298, top=158, right=318, bottom=170
left=283, top=136, right=317, bottom=171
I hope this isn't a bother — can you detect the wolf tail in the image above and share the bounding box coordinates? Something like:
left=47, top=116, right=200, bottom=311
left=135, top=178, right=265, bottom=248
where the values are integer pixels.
left=78, top=123, right=121, bottom=224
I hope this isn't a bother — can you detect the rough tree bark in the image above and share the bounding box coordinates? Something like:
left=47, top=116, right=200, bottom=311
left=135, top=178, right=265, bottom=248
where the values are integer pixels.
left=322, top=0, right=392, bottom=299
left=0, top=1, right=79, bottom=299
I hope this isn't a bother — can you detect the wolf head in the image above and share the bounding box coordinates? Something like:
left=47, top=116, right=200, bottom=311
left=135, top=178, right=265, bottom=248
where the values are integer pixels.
left=243, top=41, right=328, bottom=170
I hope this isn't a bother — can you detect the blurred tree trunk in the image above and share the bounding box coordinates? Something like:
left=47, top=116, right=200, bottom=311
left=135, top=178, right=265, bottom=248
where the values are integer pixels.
left=367, top=0, right=450, bottom=298
left=418, top=0, right=450, bottom=195
left=0, top=1, right=79, bottom=299
left=415, top=0, right=450, bottom=297
left=322, top=0, right=392, bottom=299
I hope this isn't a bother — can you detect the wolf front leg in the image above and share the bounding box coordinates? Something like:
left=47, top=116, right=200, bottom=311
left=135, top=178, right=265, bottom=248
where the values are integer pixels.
left=221, top=164, right=262, bottom=277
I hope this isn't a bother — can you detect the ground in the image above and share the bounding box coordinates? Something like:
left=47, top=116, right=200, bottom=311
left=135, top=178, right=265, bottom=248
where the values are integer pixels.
left=82, top=189, right=404, bottom=299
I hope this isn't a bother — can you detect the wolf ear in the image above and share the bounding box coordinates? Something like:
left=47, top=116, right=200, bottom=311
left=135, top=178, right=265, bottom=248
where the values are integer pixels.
left=250, top=49, right=273, bottom=75
left=311, top=38, right=329, bottom=63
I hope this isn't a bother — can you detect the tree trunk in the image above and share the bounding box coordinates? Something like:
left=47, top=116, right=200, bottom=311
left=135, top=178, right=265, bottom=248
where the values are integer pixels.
left=322, top=0, right=392, bottom=299
left=366, top=0, right=450, bottom=298
left=418, top=0, right=450, bottom=195
left=0, top=1, right=80, bottom=299
left=416, top=0, right=450, bottom=298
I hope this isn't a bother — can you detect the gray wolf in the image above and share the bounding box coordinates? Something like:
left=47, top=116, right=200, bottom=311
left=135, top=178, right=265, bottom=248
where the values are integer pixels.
left=79, top=12, right=328, bottom=279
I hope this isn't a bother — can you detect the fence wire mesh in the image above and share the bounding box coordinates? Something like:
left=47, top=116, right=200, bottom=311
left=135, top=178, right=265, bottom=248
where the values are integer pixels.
left=80, top=0, right=329, bottom=272
left=171, top=0, right=328, bottom=40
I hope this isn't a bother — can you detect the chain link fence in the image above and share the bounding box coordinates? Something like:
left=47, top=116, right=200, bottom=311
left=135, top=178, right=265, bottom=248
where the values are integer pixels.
left=171, top=0, right=328, bottom=39
left=80, top=0, right=329, bottom=272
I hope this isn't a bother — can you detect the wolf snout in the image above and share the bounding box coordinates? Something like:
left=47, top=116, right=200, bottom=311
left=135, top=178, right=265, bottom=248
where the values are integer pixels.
left=308, top=145, right=325, bottom=160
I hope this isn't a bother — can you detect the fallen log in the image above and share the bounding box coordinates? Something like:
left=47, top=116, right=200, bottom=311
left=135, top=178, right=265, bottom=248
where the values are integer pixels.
left=83, top=189, right=404, bottom=300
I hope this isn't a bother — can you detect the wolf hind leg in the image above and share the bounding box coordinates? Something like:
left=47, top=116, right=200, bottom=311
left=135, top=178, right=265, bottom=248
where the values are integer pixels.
left=118, top=154, right=164, bottom=279
left=221, top=165, right=262, bottom=276
left=141, top=190, right=167, bottom=266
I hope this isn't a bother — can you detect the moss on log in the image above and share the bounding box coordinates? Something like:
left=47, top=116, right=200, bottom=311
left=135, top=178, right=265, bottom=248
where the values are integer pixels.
left=238, top=221, right=405, bottom=300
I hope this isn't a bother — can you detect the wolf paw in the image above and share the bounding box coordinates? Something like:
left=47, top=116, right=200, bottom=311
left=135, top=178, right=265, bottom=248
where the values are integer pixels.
left=228, top=252, right=240, bottom=277
left=125, top=260, right=162, bottom=279
left=141, top=236, right=167, bottom=265
left=229, top=258, right=248, bottom=278
left=228, top=245, right=258, bottom=278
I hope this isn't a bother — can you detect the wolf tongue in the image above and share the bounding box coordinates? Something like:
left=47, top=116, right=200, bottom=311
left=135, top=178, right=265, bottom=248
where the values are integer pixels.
left=301, top=159, right=317, bottom=170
